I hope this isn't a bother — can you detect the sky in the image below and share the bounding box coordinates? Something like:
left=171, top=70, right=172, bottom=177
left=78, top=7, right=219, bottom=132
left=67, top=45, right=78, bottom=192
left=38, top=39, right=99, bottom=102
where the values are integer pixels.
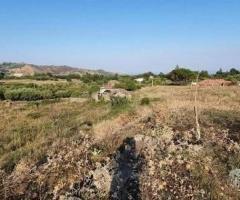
left=0, top=0, right=240, bottom=74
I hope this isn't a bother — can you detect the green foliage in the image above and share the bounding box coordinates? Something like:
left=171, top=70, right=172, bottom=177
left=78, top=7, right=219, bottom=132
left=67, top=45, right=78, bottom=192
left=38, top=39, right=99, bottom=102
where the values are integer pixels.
left=4, top=88, right=51, bottom=101
left=214, top=68, right=239, bottom=78
left=4, top=89, right=21, bottom=100
left=229, top=68, right=239, bottom=75
left=225, top=74, right=240, bottom=84
left=54, top=90, right=71, bottom=98
left=199, top=70, right=210, bottom=80
left=66, top=77, right=72, bottom=82
left=140, top=97, right=150, bottom=105
left=0, top=82, right=100, bottom=101
left=215, top=68, right=224, bottom=78
left=67, top=73, right=81, bottom=79
left=34, top=73, right=53, bottom=80
left=40, top=90, right=53, bottom=99
left=153, top=77, right=170, bottom=85
left=81, top=73, right=107, bottom=84
left=0, top=72, right=5, bottom=79
left=0, top=62, right=25, bottom=69
left=111, top=96, right=129, bottom=107
left=88, top=84, right=100, bottom=95
left=134, top=72, right=155, bottom=80
left=115, top=79, right=140, bottom=91
left=167, top=67, right=197, bottom=83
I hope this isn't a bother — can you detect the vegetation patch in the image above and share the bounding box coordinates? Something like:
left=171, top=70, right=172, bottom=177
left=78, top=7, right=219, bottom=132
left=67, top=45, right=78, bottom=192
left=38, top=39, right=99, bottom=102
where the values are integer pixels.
left=140, top=97, right=150, bottom=105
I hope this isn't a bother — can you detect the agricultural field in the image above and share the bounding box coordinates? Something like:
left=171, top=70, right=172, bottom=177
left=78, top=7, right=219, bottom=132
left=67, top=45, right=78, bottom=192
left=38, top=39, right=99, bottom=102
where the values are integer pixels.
left=0, top=84, right=239, bottom=199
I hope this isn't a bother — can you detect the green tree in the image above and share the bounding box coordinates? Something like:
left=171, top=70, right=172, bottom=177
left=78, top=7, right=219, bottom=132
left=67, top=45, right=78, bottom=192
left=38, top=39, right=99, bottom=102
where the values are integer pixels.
left=229, top=68, right=239, bottom=75
left=167, top=67, right=197, bottom=83
left=199, top=70, right=210, bottom=79
left=215, top=68, right=225, bottom=78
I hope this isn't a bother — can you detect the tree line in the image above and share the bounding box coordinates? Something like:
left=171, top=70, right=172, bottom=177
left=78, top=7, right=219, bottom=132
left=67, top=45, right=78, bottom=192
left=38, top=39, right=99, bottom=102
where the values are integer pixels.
left=0, top=66, right=239, bottom=85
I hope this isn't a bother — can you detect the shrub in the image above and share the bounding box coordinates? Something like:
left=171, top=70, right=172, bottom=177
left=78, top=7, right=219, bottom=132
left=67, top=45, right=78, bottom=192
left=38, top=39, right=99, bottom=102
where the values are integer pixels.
left=54, top=90, right=71, bottom=98
left=4, top=89, right=21, bottom=100
left=115, top=80, right=140, bottom=91
left=0, top=72, right=5, bottom=79
left=20, top=88, right=43, bottom=100
left=40, top=90, right=53, bottom=99
left=225, top=74, right=240, bottom=84
left=70, top=90, right=82, bottom=97
left=4, top=88, right=53, bottom=101
left=27, top=112, right=41, bottom=119
left=140, top=97, right=150, bottom=105
left=66, top=77, right=72, bottom=82
left=111, top=96, right=129, bottom=107
left=88, top=85, right=100, bottom=95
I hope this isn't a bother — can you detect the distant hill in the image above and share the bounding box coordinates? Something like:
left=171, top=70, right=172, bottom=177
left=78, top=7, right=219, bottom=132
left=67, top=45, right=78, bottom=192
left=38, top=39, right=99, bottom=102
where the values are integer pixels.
left=0, top=62, right=114, bottom=76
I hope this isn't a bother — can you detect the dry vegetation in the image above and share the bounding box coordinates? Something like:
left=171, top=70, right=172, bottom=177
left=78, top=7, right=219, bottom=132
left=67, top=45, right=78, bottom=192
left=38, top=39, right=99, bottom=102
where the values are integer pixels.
left=0, top=85, right=240, bottom=199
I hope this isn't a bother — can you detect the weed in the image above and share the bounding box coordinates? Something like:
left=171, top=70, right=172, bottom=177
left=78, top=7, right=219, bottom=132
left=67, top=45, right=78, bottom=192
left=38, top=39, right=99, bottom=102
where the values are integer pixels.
left=140, top=97, right=150, bottom=105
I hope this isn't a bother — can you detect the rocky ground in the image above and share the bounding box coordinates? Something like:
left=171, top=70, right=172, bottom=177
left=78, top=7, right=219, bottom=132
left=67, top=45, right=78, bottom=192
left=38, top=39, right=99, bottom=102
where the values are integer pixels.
left=0, top=86, right=240, bottom=199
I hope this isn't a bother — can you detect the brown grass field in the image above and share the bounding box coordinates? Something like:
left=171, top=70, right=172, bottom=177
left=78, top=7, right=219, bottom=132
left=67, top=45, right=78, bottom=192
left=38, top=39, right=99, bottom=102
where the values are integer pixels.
left=0, top=85, right=240, bottom=199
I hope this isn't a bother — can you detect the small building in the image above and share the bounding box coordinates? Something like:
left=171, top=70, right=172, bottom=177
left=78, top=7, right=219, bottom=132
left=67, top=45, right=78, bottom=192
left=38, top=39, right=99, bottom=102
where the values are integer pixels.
left=134, top=78, right=144, bottom=83
left=149, top=76, right=154, bottom=80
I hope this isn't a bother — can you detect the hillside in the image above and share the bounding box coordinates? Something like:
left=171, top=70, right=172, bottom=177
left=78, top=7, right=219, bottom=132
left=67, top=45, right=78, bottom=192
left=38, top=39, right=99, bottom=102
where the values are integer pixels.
left=0, top=62, right=114, bottom=76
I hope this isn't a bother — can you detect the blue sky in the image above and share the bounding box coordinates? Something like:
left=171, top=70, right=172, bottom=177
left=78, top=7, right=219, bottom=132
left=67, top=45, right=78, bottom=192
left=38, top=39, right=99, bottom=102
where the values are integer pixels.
left=0, top=0, right=240, bottom=73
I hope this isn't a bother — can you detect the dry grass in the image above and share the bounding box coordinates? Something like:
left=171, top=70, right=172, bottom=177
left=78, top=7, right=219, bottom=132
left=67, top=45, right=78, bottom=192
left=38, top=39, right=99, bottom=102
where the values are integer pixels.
left=0, top=85, right=240, bottom=199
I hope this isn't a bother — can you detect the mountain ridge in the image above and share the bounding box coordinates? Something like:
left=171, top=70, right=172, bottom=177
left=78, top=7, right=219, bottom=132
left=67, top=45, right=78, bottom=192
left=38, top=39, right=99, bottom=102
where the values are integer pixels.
left=0, top=62, right=114, bottom=76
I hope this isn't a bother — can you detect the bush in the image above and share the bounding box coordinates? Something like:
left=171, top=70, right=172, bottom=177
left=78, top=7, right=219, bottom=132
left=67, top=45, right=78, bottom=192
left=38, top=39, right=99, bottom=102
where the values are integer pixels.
left=27, top=112, right=41, bottom=119
left=88, top=85, right=100, bottom=95
left=20, top=88, right=43, bottom=101
left=54, top=90, right=71, bottom=98
left=167, top=67, right=197, bottom=83
left=0, top=72, right=5, bottom=79
left=140, top=97, right=150, bottom=105
left=111, top=96, right=129, bottom=107
left=4, top=88, right=54, bottom=101
left=1, top=82, right=93, bottom=101
left=4, top=89, right=21, bottom=100
left=225, top=74, right=240, bottom=84
left=40, top=90, right=53, bottom=99
left=115, top=80, right=140, bottom=91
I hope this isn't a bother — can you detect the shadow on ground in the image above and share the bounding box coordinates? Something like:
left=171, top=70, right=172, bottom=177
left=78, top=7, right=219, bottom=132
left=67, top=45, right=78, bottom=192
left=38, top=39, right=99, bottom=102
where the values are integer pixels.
left=203, top=110, right=240, bottom=142
left=109, top=137, right=144, bottom=200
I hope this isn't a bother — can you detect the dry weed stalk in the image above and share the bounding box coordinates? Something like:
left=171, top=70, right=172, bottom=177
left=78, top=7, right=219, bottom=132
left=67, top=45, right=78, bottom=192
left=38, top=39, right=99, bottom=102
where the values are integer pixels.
left=194, top=72, right=201, bottom=140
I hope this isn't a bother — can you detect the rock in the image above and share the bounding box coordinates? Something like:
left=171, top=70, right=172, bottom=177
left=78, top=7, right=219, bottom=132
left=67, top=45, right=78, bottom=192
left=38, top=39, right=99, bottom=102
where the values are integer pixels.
left=92, top=165, right=111, bottom=194
left=229, top=168, right=240, bottom=188
left=134, top=134, right=157, bottom=155
left=59, top=196, right=81, bottom=200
